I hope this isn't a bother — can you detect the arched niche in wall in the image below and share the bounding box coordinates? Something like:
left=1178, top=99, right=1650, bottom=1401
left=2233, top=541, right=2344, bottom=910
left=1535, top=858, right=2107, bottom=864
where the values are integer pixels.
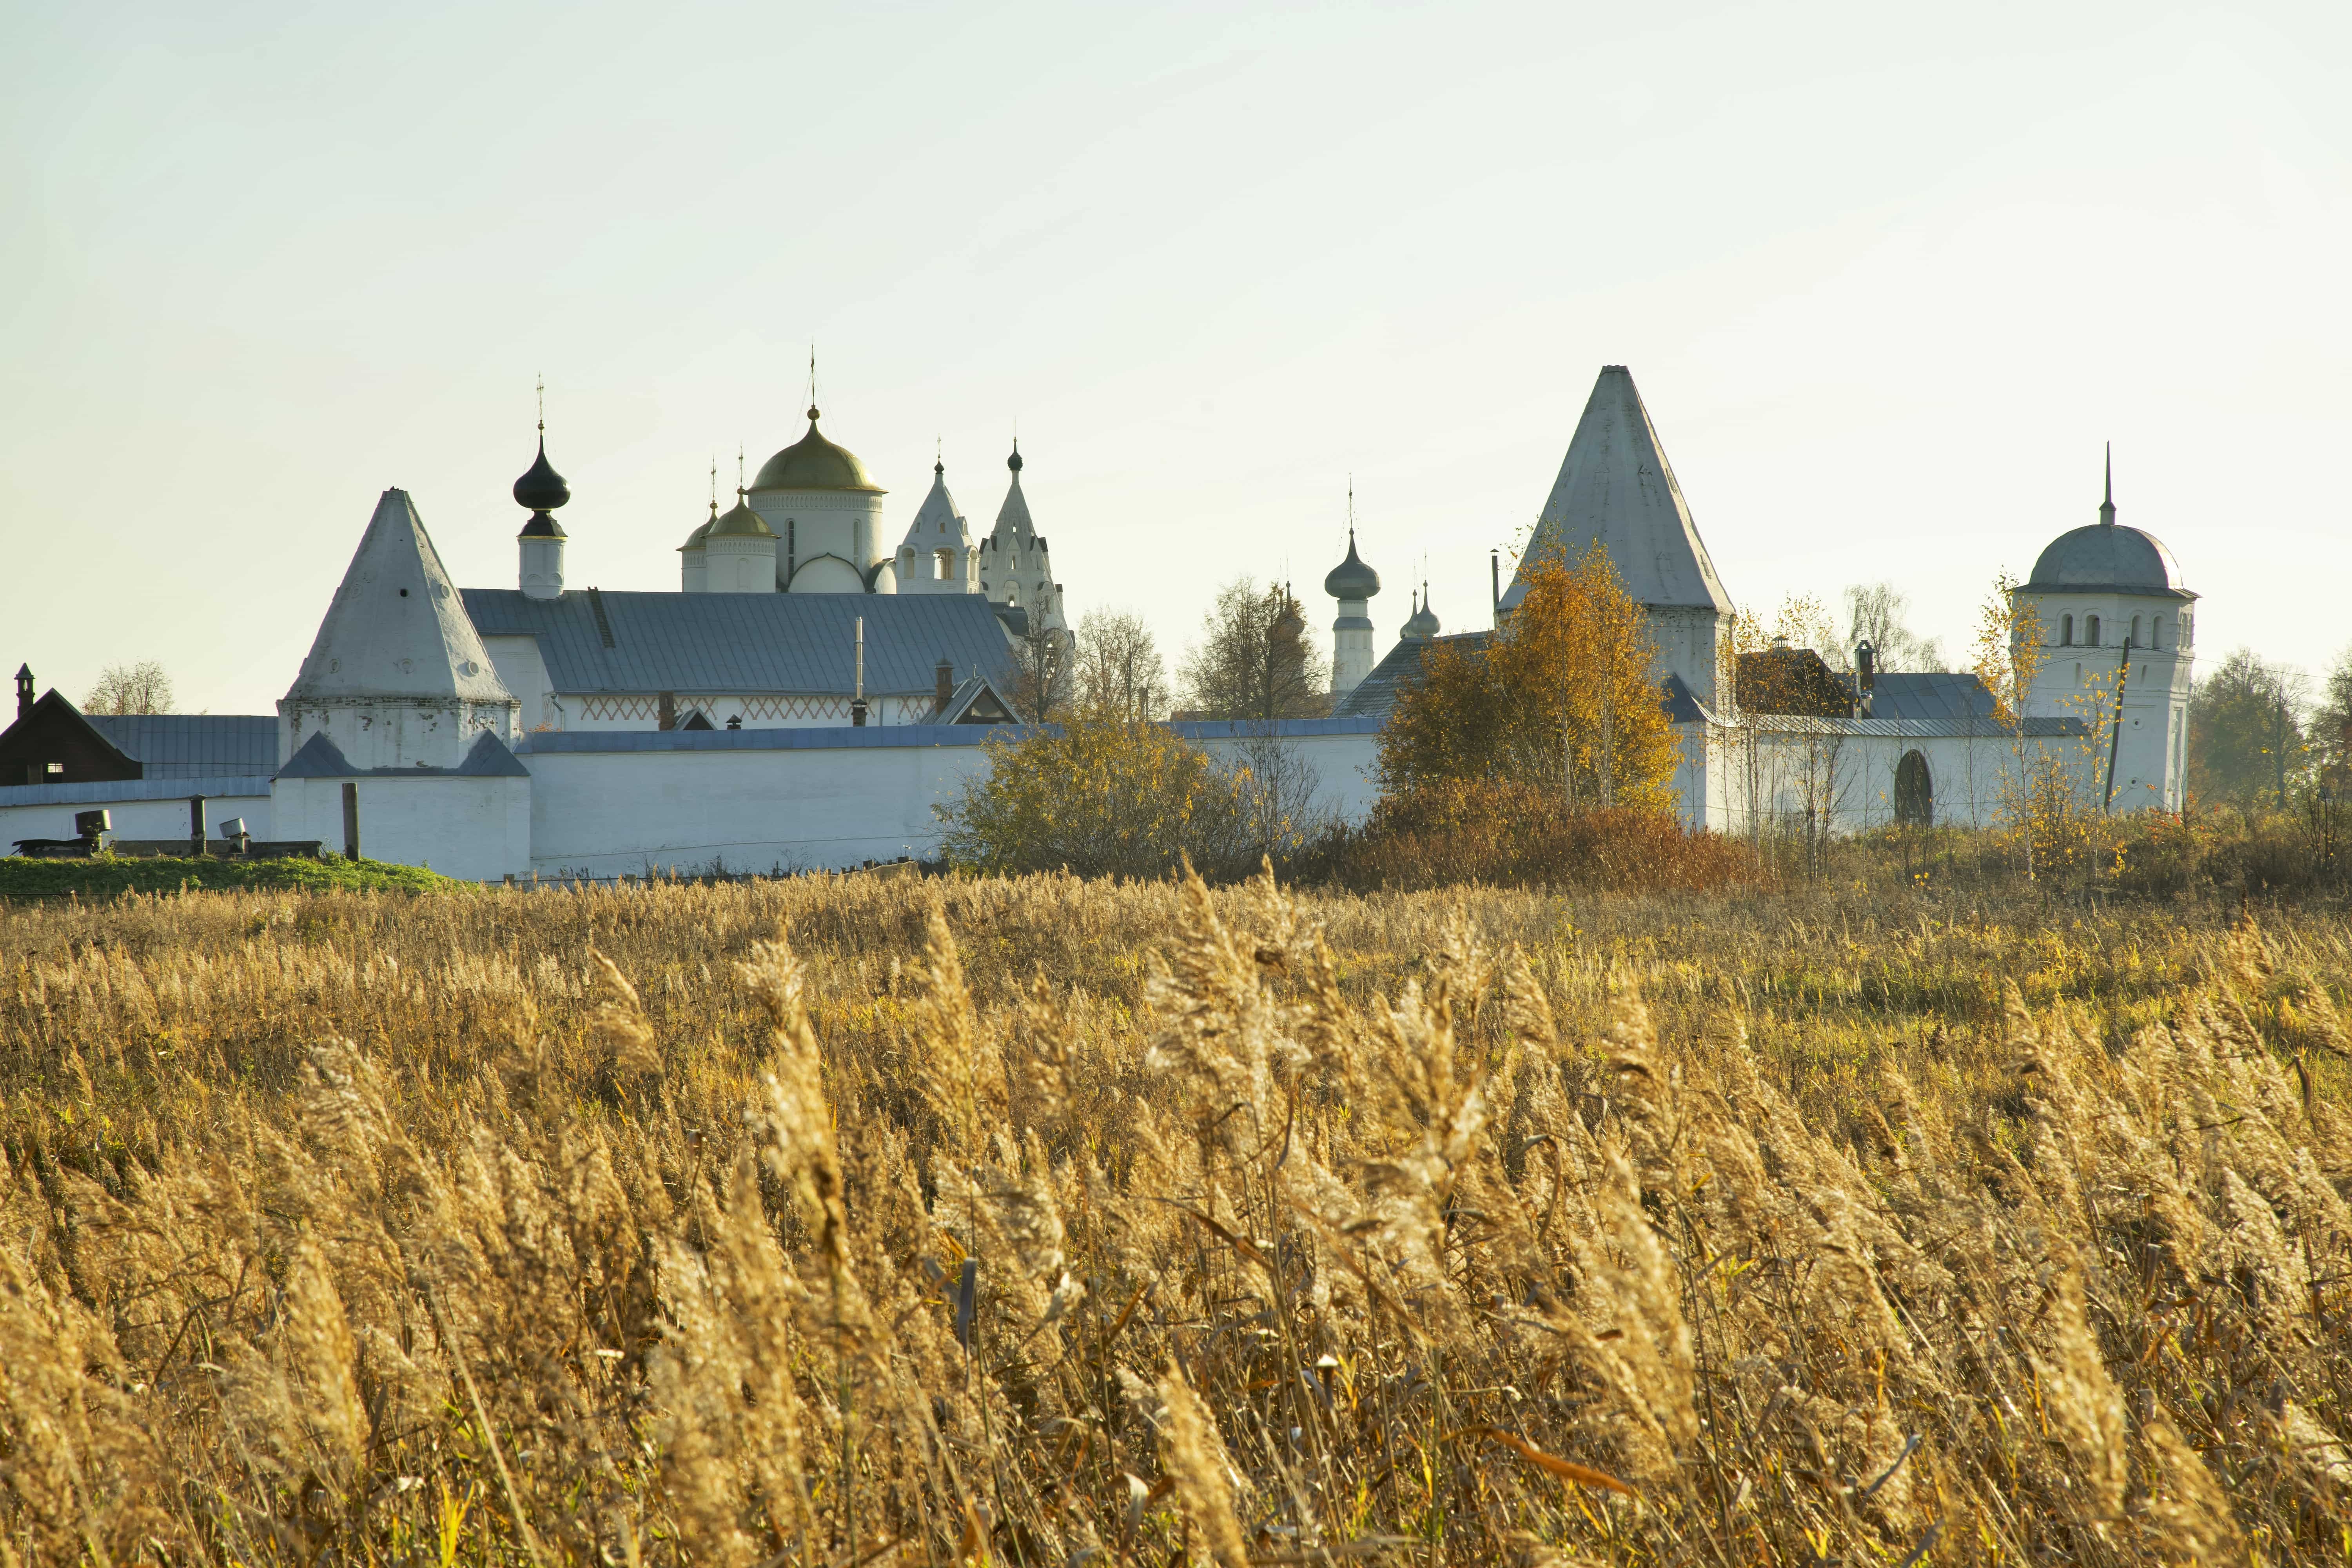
left=1895, top=750, right=1933, bottom=827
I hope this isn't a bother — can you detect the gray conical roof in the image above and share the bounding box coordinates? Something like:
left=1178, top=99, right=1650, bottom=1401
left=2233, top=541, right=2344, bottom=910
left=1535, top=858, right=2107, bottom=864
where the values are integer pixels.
left=287, top=489, right=513, bottom=702
left=991, top=446, right=1034, bottom=543
left=905, top=462, right=972, bottom=547
left=1500, top=365, right=1730, bottom=615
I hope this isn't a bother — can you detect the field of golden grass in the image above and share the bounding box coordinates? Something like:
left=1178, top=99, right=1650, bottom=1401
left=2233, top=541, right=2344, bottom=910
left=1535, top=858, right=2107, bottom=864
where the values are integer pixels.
left=2, top=874, right=2348, bottom=1566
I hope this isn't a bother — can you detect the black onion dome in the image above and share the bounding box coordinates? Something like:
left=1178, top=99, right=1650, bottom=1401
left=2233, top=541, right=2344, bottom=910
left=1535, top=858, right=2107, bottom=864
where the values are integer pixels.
left=513, top=434, right=570, bottom=513
left=1007, top=440, right=1024, bottom=474
left=1323, top=530, right=1381, bottom=599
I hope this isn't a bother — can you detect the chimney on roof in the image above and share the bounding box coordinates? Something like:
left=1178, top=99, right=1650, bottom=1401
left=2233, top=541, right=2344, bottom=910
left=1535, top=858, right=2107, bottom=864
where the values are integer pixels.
left=851, top=617, right=868, bottom=727
left=15, top=664, right=31, bottom=723
left=935, top=658, right=954, bottom=717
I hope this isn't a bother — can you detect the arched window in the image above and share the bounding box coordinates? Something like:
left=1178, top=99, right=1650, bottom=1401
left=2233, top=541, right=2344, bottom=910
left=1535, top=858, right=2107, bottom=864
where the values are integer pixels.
left=2061, top=613, right=2074, bottom=646
left=936, top=548, right=955, bottom=579
left=2153, top=615, right=2167, bottom=648
left=2130, top=613, right=2142, bottom=647
left=1895, top=750, right=1933, bottom=827
left=2085, top=614, right=2101, bottom=646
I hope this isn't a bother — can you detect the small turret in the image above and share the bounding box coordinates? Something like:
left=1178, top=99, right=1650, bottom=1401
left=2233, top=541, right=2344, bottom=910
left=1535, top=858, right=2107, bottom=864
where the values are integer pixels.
left=1324, top=493, right=1383, bottom=695
left=514, top=383, right=570, bottom=600
left=1401, top=584, right=1440, bottom=642
left=895, top=453, right=980, bottom=595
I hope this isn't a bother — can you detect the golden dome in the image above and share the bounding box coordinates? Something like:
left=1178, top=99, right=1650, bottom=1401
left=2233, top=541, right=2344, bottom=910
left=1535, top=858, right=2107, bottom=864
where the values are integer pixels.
left=751, top=407, right=884, bottom=494
left=706, top=494, right=774, bottom=538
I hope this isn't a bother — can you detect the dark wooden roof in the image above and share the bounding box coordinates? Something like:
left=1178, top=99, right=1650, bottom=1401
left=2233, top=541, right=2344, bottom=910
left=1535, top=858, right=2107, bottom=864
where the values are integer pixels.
left=0, top=691, right=142, bottom=787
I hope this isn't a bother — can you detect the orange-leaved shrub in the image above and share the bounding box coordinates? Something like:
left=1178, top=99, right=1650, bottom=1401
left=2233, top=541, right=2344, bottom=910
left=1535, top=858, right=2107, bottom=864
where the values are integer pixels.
left=1305, top=777, right=1765, bottom=891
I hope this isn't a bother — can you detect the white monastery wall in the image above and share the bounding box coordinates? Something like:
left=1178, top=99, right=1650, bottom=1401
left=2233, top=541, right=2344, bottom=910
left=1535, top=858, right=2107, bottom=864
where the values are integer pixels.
left=272, top=774, right=530, bottom=880
left=0, top=779, right=273, bottom=848
left=520, top=733, right=994, bottom=875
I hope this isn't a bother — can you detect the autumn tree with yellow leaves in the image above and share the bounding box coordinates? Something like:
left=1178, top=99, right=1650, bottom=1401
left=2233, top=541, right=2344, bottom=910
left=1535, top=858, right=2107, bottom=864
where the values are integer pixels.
left=1377, top=544, right=1677, bottom=812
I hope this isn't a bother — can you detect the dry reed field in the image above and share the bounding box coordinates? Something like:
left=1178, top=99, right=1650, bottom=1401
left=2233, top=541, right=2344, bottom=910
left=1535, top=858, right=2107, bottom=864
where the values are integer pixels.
left=2, top=873, right=2349, bottom=1567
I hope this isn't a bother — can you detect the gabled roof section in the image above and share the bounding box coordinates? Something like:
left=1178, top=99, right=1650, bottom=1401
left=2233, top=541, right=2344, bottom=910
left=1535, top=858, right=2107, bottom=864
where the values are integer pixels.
left=463, top=589, right=1018, bottom=697
left=1333, top=631, right=1494, bottom=720
left=85, top=715, right=278, bottom=778
left=0, top=690, right=143, bottom=784
left=277, top=728, right=528, bottom=779
left=1866, top=672, right=2000, bottom=724
left=934, top=672, right=1024, bottom=725
left=290, top=490, right=515, bottom=704
left=1501, top=366, right=1731, bottom=616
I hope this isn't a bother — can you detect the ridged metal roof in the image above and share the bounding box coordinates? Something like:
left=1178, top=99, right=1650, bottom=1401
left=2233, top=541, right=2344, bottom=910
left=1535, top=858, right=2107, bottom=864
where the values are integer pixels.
left=0, top=773, right=272, bottom=807
left=462, top=589, right=1016, bottom=696
left=1334, top=633, right=1491, bottom=719
left=85, top=715, right=279, bottom=778
left=1866, top=672, right=2000, bottom=724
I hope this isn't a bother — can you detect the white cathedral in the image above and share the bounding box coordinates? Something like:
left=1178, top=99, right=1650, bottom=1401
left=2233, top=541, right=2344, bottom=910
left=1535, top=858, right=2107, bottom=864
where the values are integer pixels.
left=0, top=365, right=2197, bottom=878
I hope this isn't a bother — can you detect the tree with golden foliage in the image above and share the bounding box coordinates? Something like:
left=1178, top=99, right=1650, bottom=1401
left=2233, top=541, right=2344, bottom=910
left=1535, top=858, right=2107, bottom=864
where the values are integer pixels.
left=935, top=715, right=1250, bottom=879
left=1377, top=544, right=1674, bottom=811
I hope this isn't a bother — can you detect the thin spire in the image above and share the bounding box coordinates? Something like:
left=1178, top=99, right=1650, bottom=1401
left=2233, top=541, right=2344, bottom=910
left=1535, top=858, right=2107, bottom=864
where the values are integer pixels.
left=535, top=373, right=544, bottom=434
left=737, top=444, right=746, bottom=495
left=807, top=347, right=818, bottom=421
left=2099, top=442, right=2116, bottom=527
left=709, top=454, right=719, bottom=517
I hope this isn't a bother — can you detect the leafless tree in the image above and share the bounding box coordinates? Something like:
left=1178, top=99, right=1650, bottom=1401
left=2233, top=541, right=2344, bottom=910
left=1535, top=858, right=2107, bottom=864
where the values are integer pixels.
left=84, top=661, right=174, bottom=714
left=1073, top=609, right=1169, bottom=720
left=1841, top=582, right=1946, bottom=672
left=1008, top=619, right=1075, bottom=723
left=1223, top=724, right=1331, bottom=867
left=1178, top=578, right=1329, bottom=720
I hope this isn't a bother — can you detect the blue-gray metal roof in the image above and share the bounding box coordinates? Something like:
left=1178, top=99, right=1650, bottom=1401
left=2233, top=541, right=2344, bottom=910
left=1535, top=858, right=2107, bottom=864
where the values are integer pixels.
left=277, top=730, right=530, bottom=779
left=462, top=589, right=1016, bottom=696
left=1867, top=672, right=2000, bottom=723
left=1748, top=713, right=2089, bottom=739
left=0, top=774, right=272, bottom=808
left=1334, top=633, right=1494, bottom=719
left=84, top=715, right=278, bottom=778
left=517, top=716, right=1380, bottom=757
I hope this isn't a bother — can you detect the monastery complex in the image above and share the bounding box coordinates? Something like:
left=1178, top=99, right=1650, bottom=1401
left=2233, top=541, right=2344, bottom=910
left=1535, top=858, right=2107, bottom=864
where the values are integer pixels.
left=1, top=367, right=2197, bottom=878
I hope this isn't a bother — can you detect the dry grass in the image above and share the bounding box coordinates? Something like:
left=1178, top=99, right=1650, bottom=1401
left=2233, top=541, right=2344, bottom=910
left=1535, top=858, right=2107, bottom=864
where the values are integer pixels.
left=2, top=873, right=2349, bottom=1566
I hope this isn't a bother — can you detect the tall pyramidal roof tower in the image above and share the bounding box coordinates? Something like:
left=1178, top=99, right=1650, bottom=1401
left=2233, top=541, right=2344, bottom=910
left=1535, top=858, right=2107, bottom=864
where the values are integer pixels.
left=289, top=489, right=514, bottom=702
left=1499, top=365, right=1730, bottom=617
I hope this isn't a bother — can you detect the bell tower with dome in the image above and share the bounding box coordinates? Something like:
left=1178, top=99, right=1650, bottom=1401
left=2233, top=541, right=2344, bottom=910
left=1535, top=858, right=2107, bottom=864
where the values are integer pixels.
left=1323, top=490, right=1382, bottom=696
left=2013, top=449, right=2198, bottom=812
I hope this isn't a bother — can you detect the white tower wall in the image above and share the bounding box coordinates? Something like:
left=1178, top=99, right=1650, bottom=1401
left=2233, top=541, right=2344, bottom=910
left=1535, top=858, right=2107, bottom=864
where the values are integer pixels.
left=755, top=490, right=889, bottom=590
left=2018, top=592, right=2196, bottom=811
left=519, top=534, right=564, bottom=600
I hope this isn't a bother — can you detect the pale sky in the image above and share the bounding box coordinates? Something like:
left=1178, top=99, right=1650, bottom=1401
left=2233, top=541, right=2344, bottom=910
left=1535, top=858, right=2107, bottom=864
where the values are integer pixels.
left=4, top=0, right=2348, bottom=714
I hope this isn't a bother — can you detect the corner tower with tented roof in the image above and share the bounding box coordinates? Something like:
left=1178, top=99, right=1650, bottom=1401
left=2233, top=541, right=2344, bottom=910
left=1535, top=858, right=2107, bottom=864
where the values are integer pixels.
left=281, top=489, right=520, bottom=769
left=2013, top=448, right=2197, bottom=811
left=1499, top=365, right=1731, bottom=707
